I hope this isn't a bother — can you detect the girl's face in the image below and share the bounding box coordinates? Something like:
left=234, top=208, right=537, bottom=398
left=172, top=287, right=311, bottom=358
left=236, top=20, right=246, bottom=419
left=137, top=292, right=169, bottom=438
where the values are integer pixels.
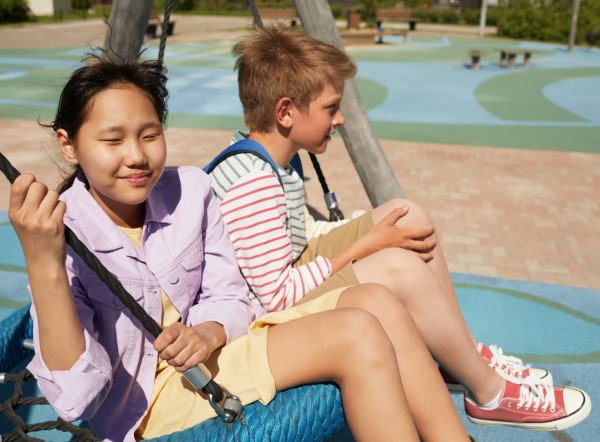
left=60, top=85, right=166, bottom=227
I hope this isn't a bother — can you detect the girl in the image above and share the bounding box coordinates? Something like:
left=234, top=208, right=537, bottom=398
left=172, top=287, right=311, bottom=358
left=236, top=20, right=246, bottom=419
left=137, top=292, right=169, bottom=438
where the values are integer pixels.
left=8, top=51, right=470, bottom=441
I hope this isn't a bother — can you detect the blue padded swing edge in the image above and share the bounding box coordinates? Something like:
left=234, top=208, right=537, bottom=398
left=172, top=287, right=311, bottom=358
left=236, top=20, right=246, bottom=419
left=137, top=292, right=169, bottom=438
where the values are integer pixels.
left=0, top=306, right=348, bottom=442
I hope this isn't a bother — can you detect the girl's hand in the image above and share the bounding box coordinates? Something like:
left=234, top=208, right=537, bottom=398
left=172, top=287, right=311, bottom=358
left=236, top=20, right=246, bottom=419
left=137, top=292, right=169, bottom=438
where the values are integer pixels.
left=357, top=207, right=437, bottom=261
left=8, top=174, right=67, bottom=267
left=154, top=322, right=225, bottom=372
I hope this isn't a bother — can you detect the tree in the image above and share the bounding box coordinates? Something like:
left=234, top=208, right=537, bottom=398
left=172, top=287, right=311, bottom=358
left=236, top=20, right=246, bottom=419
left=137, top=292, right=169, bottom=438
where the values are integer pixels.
left=293, top=0, right=405, bottom=206
left=104, top=0, right=154, bottom=61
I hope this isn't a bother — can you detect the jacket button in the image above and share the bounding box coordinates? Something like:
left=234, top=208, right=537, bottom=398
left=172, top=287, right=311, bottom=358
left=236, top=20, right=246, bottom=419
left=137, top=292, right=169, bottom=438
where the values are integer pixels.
left=168, top=275, right=179, bottom=285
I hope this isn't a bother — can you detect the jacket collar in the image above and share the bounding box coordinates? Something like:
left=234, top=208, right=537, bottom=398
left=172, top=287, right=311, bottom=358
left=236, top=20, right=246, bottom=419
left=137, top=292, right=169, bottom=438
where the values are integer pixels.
left=61, top=172, right=173, bottom=253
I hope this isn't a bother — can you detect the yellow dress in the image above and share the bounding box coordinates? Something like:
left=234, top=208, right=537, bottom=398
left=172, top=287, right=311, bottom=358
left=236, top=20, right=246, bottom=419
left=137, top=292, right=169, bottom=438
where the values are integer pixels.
left=120, top=227, right=195, bottom=439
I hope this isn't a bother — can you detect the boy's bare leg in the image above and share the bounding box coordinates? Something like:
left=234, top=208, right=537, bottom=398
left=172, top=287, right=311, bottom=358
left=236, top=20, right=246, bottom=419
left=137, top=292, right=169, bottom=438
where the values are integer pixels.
left=267, top=288, right=419, bottom=441
left=336, top=285, right=470, bottom=442
left=353, top=250, right=504, bottom=405
left=371, top=199, right=474, bottom=343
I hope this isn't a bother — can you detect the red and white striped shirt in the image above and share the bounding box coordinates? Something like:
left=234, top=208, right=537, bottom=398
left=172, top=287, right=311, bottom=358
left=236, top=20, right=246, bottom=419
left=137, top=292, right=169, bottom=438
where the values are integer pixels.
left=210, top=152, right=332, bottom=312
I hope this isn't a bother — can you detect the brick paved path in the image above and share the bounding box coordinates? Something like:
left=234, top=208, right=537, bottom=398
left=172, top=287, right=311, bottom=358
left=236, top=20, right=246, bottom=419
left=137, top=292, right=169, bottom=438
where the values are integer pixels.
left=0, top=16, right=597, bottom=290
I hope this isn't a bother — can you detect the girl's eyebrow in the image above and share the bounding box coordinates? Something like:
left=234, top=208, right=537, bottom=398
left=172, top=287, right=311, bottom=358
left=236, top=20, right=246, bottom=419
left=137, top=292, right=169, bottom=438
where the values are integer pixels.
left=98, top=122, right=162, bottom=134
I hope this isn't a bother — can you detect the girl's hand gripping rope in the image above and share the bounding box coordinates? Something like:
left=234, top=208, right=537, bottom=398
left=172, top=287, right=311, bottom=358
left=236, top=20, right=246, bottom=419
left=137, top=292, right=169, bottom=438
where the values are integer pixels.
left=0, top=152, right=243, bottom=423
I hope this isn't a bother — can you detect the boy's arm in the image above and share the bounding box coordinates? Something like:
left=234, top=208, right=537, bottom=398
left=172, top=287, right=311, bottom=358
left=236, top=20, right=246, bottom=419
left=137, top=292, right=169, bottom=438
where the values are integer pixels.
left=304, top=208, right=367, bottom=240
left=219, top=171, right=332, bottom=311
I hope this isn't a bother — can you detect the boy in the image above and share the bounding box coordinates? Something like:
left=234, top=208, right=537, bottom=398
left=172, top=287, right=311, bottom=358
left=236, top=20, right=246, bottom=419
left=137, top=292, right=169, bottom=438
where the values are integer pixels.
left=208, top=25, right=591, bottom=430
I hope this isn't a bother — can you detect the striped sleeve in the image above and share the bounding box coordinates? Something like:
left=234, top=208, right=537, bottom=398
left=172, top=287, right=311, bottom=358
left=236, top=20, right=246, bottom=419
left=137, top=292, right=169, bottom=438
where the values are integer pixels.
left=219, top=170, right=332, bottom=312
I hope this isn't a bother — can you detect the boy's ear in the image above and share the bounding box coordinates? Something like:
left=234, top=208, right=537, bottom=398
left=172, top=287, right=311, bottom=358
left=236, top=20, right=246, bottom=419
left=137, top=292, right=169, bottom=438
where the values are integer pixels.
left=57, top=129, right=78, bottom=165
left=275, top=97, right=294, bottom=129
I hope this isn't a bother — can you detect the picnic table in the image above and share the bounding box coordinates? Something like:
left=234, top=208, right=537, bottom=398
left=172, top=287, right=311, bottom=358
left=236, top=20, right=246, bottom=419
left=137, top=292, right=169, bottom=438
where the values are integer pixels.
left=146, top=11, right=176, bottom=39
left=375, top=8, right=419, bottom=31
left=257, top=7, right=298, bottom=27
left=468, top=50, right=485, bottom=70
left=497, top=48, right=533, bottom=68
left=339, top=29, right=408, bottom=46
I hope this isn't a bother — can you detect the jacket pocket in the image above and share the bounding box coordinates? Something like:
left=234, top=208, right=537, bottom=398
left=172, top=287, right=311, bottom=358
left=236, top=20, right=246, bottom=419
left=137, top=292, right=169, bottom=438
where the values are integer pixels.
left=85, top=282, right=144, bottom=354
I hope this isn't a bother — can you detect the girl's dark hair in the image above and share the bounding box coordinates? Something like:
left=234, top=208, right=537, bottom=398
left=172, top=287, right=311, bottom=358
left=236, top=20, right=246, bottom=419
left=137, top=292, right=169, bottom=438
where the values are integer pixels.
left=50, top=49, right=169, bottom=193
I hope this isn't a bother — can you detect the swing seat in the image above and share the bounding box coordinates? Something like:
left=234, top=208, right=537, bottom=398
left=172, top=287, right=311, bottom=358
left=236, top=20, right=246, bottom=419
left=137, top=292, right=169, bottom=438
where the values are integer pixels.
left=0, top=306, right=348, bottom=441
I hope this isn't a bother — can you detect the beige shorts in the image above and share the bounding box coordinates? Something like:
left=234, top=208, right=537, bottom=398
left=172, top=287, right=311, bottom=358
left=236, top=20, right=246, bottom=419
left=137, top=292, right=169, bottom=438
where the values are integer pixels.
left=139, top=286, right=349, bottom=437
left=294, top=212, right=373, bottom=304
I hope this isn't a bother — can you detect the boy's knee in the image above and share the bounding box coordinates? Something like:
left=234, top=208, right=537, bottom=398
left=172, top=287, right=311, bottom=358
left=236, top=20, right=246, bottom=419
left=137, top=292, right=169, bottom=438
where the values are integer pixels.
left=383, top=198, right=433, bottom=227
left=343, top=283, right=400, bottom=310
left=377, top=248, right=428, bottom=275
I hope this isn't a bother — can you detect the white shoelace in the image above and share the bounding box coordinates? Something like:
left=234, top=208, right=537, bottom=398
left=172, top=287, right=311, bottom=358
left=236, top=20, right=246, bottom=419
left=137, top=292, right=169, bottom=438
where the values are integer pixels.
left=517, top=379, right=556, bottom=413
left=487, top=344, right=532, bottom=378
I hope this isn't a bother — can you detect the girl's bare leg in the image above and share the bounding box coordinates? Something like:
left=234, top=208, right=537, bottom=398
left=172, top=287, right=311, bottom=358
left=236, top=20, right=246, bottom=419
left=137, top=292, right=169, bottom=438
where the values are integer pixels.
left=267, top=286, right=419, bottom=442
left=354, top=249, right=504, bottom=405
left=371, top=199, right=470, bottom=333
left=337, top=285, right=470, bottom=442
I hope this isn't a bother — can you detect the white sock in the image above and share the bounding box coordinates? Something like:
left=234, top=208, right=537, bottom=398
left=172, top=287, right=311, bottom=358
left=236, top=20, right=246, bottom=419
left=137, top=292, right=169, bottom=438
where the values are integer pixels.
left=477, top=388, right=503, bottom=410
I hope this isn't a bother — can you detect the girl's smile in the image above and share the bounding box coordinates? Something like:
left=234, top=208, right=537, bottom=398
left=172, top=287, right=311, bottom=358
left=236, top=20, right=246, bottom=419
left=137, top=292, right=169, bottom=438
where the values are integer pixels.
left=59, top=85, right=167, bottom=227
left=120, top=171, right=153, bottom=186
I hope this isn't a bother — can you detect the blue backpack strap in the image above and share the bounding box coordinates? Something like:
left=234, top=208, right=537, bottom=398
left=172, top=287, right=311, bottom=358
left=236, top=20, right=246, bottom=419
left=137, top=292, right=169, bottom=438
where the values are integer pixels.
left=204, top=138, right=285, bottom=188
left=290, top=153, right=303, bottom=181
left=204, top=138, right=304, bottom=184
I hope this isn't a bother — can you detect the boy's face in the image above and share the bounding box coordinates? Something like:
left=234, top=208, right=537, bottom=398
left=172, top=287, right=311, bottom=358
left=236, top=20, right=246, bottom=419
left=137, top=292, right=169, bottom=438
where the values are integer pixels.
left=291, top=82, right=344, bottom=155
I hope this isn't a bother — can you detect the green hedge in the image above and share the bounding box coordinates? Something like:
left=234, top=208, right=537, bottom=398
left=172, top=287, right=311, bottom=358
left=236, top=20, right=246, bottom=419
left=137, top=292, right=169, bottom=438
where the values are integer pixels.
left=0, top=0, right=29, bottom=23
left=72, top=0, right=91, bottom=10
left=412, top=8, right=460, bottom=24
left=463, top=8, right=505, bottom=27
left=497, top=0, right=600, bottom=45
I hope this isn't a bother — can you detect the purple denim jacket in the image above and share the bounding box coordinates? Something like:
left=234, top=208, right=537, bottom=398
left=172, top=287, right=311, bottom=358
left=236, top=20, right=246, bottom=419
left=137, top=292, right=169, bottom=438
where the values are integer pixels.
left=27, top=166, right=265, bottom=441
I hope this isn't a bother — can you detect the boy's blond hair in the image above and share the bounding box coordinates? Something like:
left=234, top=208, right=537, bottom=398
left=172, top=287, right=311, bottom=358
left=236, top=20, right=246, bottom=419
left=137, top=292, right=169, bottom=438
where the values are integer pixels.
left=232, top=25, right=357, bottom=133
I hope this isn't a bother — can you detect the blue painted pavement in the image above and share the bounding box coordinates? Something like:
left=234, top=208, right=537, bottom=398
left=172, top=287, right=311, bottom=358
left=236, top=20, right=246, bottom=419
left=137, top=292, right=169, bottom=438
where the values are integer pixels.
left=1, top=210, right=599, bottom=440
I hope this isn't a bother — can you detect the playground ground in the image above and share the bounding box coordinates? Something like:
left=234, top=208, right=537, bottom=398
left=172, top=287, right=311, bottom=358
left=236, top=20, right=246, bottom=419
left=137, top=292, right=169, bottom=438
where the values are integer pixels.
left=0, top=14, right=599, bottom=441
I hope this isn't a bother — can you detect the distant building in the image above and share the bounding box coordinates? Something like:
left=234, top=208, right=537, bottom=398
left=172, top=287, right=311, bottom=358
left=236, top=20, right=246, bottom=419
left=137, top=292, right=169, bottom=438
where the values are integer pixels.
left=27, top=0, right=72, bottom=16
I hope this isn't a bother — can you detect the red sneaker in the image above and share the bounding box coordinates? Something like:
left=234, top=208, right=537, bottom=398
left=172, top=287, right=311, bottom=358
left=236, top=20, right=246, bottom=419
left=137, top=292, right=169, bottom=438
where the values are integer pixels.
left=441, top=343, right=552, bottom=392
left=465, top=378, right=591, bottom=431
left=480, top=344, right=551, bottom=384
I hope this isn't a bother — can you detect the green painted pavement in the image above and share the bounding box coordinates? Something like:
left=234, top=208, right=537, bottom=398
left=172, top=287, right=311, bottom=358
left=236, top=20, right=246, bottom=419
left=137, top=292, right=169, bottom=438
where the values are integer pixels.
left=369, top=121, right=600, bottom=153
left=476, top=67, right=600, bottom=122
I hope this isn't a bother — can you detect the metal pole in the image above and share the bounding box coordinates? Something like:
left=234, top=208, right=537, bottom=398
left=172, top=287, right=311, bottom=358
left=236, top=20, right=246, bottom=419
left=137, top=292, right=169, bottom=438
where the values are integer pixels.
left=567, top=0, right=582, bottom=52
left=292, top=0, right=404, bottom=206
left=479, top=0, right=488, bottom=38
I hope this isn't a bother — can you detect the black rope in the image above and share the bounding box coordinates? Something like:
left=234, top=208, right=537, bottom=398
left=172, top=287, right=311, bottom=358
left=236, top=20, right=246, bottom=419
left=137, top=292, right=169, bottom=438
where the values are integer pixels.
left=245, top=0, right=344, bottom=221
left=0, top=370, right=99, bottom=441
left=0, top=153, right=226, bottom=401
left=157, top=0, right=173, bottom=64
left=247, top=0, right=264, bottom=29
left=308, top=153, right=330, bottom=194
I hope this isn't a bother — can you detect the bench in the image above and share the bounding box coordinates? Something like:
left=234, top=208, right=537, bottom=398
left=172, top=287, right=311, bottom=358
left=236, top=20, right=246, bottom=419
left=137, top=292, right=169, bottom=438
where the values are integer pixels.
left=497, top=48, right=533, bottom=68
left=146, top=11, right=176, bottom=39
left=375, top=8, right=419, bottom=31
left=257, top=7, right=298, bottom=27
left=375, top=29, right=409, bottom=44
left=468, top=50, right=485, bottom=70
left=339, top=29, right=408, bottom=46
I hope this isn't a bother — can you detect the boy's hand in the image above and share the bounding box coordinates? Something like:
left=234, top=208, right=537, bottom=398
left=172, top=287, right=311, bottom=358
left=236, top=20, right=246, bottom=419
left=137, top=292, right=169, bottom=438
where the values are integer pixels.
left=9, top=173, right=67, bottom=267
left=154, top=322, right=225, bottom=372
left=361, top=207, right=437, bottom=261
